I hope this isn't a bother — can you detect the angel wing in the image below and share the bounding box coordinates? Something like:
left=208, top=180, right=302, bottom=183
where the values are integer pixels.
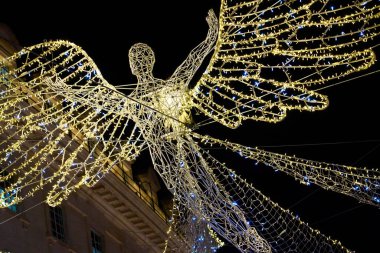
left=0, top=41, right=144, bottom=207
left=191, top=0, right=379, bottom=128
left=191, top=132, right=380, bottom=207
left=148, top=131, right=351, bottom=253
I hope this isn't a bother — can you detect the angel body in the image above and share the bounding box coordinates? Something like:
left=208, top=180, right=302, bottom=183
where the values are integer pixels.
left=123, top=13, right=272, bottom=251
left=1, top=1, right=380, bottom=253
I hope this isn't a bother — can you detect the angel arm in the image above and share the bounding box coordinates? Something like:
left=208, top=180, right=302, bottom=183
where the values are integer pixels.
left=170, top=9, right=218, bottom=86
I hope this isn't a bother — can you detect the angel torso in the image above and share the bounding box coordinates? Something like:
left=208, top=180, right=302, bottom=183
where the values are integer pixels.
left=129, top=77, right=192, bottom=133
left=149, top=80, right=192, bottom=131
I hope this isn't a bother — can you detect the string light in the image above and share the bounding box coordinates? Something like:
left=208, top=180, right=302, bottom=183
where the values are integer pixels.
left=0, top=1, right=379, bottom=252
left=163, top=194, right=224, bottom=252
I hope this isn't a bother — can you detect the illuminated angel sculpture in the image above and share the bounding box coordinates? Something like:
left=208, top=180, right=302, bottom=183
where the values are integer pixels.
left=1, top=1, right=379, bottom=252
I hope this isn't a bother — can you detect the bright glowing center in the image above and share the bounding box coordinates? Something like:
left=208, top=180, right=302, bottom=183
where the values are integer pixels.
left=155, top=86, right=191, bottom=130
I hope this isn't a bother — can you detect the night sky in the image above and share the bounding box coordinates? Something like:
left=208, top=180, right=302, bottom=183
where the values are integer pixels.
left=1, top=1, right=380, bottom=252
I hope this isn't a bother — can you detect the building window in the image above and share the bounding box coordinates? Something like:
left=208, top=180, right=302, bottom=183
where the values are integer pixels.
left=0, top=66, right=9, bottom=85
left=0, top=188, right=17, bottom=212
left=91, top=230, right=103, bottom=253
left=49, top=206, right=65, bottom=240
left=0, top=172, right=17, bottom=212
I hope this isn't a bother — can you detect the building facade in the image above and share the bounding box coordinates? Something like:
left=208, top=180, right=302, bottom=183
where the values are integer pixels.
left=0, top=24, right=182, bottom=253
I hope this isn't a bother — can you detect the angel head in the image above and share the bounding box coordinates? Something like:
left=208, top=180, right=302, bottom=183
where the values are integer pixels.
left=129, top=43, right=155, bottom=79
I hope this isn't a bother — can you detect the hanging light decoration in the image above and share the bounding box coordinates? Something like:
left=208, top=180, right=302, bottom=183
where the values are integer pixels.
left=1, top=1, right=380, bottom=252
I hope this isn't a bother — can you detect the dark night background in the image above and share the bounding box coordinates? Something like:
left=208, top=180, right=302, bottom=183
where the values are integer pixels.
left=1, top=1, right=379, bottom=252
